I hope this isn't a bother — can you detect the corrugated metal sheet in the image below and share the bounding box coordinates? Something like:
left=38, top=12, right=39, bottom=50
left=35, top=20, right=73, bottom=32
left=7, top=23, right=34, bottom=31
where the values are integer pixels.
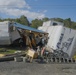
left=14, top=23, right=45, bottom=33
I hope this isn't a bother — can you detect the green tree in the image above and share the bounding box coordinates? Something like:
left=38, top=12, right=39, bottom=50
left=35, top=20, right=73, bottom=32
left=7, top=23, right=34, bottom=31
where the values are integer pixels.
left=31, top=19, right=43, bottom=29
left=71, top=22, right=76, bottom=29
left=0, top=16, right=76, bottom=30
left=15, top=18, right=20, bottom=23
left=42, top=17, right=49, bottom=22
left=51, top=18, right=63, bottom=22
left=19, top=15, right=30, bottom=26
left=63, top=18, right=71, bottom=27
left=0, top=15, right=30, bottom=26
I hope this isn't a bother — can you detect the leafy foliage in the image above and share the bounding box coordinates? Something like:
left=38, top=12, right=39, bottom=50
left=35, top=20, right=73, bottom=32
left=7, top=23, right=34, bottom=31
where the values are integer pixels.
left=0, top=15, right=30, bottom=26
left=0, top=16, right=76, bottom=29
left=51, top=18, right=76, bottom=29
left=31, top=17, right=76, bottom=29
left=18, top=15, right=30, bottom=26
left=42, top=17, right=49, bottom=22
left=31, top=19, right=43, bottom=29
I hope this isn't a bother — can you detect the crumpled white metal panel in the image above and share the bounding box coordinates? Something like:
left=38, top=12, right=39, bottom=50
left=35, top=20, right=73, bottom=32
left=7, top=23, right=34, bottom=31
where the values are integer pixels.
left=38, top=20, right=76, bottom=57
left=0, top=21, right=11, bottom=45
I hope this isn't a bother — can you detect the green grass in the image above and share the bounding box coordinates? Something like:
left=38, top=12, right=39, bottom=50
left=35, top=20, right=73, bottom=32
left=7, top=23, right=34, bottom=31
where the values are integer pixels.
left=0, top=48, right=18, bottom=54
left=0, top=46, right=26, bottom=55
left=0, top=50, right=15, bottom=54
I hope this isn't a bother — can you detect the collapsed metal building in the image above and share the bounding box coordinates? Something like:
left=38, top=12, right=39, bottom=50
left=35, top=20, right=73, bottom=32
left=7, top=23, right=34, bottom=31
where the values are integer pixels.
left=0, top=21, right=46, bottom=47
left=0, top=21, right=76, bottom=58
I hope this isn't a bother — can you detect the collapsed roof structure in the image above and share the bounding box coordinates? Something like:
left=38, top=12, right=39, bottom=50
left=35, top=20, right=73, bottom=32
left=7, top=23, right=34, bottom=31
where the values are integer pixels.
left=0, top=21, right=46, bottom=46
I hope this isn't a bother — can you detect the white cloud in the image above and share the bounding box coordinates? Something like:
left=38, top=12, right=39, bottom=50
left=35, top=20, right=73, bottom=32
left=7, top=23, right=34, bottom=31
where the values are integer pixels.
left=0, top=0, right=30, bottom=9
left=43, top=10, right=47, bottom=13
left=0, top=0, right=46, bottom=19
left=1, top=8, right=45, bottom=19
left=38, top=10, right=47, bottom=13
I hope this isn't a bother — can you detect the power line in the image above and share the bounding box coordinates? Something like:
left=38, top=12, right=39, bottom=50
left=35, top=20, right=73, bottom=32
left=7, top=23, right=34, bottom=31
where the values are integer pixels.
left=0, top=4, right=76, bottom=6
left=0, top=5, right=76, bottom=9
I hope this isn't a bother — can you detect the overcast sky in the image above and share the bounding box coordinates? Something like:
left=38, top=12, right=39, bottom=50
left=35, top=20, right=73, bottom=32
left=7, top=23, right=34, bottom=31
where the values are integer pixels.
left=0, top=0, right=76, bottom=21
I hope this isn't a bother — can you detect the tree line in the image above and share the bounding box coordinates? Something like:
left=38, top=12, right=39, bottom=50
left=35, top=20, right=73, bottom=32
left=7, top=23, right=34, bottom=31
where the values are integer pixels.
left=0, top=15, right=76, bottom=29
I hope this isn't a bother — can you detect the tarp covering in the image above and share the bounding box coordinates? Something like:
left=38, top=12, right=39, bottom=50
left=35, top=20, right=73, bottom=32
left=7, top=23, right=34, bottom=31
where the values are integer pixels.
left=14, top=23, right=45, bottom=33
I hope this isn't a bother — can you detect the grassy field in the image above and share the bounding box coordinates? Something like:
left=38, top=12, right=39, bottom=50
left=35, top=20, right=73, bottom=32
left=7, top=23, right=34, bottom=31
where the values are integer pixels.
left=0, top=46, right=24, bottom=55
left=0, top=48, right=17, bottom=54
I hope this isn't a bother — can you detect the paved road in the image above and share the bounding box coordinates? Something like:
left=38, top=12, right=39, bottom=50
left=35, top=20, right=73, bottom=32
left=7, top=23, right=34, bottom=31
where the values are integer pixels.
left=0, top=61, right=76, bottom=75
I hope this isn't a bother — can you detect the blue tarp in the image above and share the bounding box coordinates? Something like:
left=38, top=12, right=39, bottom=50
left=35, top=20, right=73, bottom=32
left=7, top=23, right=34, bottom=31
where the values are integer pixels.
left=14, top=23, right=45, bottom=33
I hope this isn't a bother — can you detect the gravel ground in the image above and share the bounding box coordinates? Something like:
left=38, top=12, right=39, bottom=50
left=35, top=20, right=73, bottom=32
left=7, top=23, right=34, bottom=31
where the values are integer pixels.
left=0, top=61, right=76, bottom=75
